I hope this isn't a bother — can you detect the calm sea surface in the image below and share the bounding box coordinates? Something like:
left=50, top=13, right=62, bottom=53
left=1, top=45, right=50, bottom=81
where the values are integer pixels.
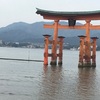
left=0, top=47, right=100, bottom=100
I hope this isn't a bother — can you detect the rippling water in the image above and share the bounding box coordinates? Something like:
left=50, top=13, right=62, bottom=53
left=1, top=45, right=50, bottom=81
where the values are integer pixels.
left=0, top=47, right=100, bottom=100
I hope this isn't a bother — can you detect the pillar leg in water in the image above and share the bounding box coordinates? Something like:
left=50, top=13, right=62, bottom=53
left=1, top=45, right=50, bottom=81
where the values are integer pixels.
left=43, top=35, right=51, bottom=65
left=84, top=41, right=91, bottom=67
left=50, top=20, right=59, bottom=65
left=91, top=37, right=98, bottom=67
left=84, top=20, right=91, bottom=67
left=78, top=35, right=86, bottom=67
left=58, top=36, right=65, bottom=66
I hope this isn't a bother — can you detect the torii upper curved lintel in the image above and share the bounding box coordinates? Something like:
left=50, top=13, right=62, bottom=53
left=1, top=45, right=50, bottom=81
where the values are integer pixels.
left=36, top=8, right=100, bottom=20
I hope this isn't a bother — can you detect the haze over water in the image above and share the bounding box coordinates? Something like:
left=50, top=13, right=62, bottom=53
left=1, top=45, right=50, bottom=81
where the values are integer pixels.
left=0, top=47, right=100, bottom=100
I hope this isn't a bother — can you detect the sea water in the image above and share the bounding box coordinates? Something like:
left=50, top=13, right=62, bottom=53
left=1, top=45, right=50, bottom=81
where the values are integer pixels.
left=0, top=47, right=100, bottom=100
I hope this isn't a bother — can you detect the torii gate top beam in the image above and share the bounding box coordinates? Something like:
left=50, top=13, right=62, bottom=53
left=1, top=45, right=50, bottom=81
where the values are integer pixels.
left=36, top=8, right=100, bottom=20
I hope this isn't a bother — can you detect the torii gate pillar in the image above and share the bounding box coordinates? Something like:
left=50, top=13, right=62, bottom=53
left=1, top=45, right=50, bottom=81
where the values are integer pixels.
left=50, top=20, right=59, bottom=65
left=78, top=35, right=86, bottom=67
left=91, top=37, right=98, bottom=67
left=58, top=36, right=65, bottom=65
left=43, top=34, right=51, bottom=65
left=84, top=20, right=91, bottom=67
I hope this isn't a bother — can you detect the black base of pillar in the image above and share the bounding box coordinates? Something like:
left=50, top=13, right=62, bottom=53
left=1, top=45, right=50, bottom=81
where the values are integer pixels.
left=78, top=62, right=96, bottom=68
left=50, top=60, right=57, bottom=66
left=58, top=61, right=62, bottom=66
left=91, top=63, right=96, bottom=67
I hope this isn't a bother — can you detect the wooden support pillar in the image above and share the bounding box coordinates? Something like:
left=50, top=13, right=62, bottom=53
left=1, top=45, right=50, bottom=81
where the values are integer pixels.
left=50, top=20, right=59, bottom=65
left=91, top=37, right=98, bottom=67
left=58, top=36, right=65, bottom=66
left=85, top=20, right=91, bottom=67
left=85, top=20, right=91, bottom=42
left=78, top=35, right=86, bottom=67
left=43, top=34, right=51, bottom=65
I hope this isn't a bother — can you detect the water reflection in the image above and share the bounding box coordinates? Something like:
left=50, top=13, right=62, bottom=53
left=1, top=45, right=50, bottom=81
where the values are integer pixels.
left=77, top=68, right=96, bottom=100
left=38, top=66, right=63, bottom=100
left=39, top=66, right=97, bottom=100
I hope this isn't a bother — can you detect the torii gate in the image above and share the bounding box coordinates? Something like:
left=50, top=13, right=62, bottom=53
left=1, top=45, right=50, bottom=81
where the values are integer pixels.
left=36, top=8, right=100, bottom=67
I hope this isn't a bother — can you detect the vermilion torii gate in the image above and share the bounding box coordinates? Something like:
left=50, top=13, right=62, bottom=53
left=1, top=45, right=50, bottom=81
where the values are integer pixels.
left=36, top=8, right=100, bottom=67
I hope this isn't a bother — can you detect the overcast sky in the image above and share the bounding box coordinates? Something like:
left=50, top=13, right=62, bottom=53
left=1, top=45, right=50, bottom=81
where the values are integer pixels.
left=0, top=0, right=100, bottom=27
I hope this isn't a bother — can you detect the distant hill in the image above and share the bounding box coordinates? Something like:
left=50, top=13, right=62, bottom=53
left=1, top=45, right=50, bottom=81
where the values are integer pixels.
left=0, top=21, right=100, bottom=46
